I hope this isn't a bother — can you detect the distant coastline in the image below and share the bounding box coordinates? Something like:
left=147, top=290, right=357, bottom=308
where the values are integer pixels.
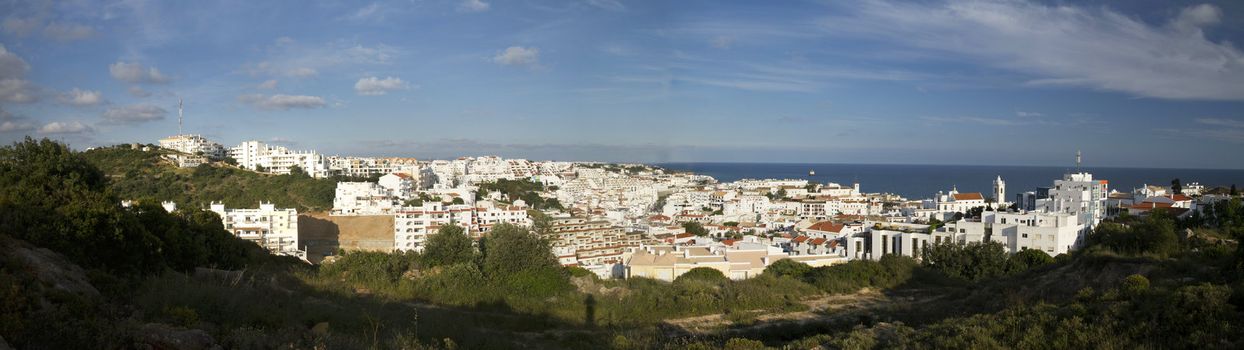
left=658, top=162, right=1244, bottom=200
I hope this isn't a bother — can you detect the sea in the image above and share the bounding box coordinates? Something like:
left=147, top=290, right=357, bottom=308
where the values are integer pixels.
left=657, top=162, right=1244, bottom=201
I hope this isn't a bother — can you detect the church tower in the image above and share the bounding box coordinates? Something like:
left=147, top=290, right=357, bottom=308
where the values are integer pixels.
left=993, top=176, right=1006, bottom=204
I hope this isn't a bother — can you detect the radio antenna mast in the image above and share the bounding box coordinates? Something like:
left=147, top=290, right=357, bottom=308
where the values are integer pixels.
left=178, top=98, right=184, bottom=135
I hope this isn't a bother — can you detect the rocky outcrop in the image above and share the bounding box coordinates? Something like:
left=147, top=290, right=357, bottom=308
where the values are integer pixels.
left=0, top=235, right=99, bottom=299
left=133, top=323, right=222, bottom=350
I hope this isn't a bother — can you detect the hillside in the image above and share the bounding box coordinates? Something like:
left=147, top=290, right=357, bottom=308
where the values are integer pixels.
left=3, top=139, right=1243, bottom=349
left=81, top=145, right=339, bottom=212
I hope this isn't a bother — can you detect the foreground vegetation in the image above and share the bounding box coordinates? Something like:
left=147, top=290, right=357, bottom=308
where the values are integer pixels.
left=2, top=138, right=1242, bottom=349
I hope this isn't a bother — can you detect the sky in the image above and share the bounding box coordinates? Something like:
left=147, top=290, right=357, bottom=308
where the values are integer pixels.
left=1, top=0, right=1243, bottom=168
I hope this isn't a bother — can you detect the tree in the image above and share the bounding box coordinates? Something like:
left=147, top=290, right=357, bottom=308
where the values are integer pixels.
left=922, top=241, right=1008, bottom=281
left=450, top=197, right=465, bottom=205
left=1232, top=184, right=1238, bottom=196
left=422, top=225, right=475, bottom=269
left=683, top=221, right=709, bottom=236
left=1007, top=248, right=1054, bottom=273
left=764, top=258, right=812, bottom=279
left=1171, top=178, right=1182, bottom=195
left=482, top=224, right=567, bottom=296
left=674, top=267, right=727, bottom=285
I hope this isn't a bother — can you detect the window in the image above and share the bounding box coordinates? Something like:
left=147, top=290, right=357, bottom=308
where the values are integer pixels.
left=1022, top=233, right=1028, bottom=238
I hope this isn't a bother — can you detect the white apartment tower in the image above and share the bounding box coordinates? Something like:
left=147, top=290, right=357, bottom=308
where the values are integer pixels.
left=209, top=202, right=302, bottom=258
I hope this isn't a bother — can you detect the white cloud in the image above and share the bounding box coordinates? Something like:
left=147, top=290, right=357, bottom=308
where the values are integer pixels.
left=0, top=107, right=34, bottom=132
left=102, top=104, right=167, bottom=124
left=1016, top=111, right=1043, bottom=118
left=819, top=1, right=1244, bottom=101
left=2, top=17, right=40, bottom=37
left=0, top=44, right=36, bottom=103
left=258, top=79, right=278, bottom=89
left=0, top=120, right=34, bottom=132
left=1196, top=118, right=1244, bottom=129
left=585, top=0, right=625, bottom=11
left=710, top=36, right=734, bottom=49
left=109, top=61, right=171, bottom=84
left=493, top=46, right=540, bottom=67
left=38, top=121, right=93, bottom=134
left=239, top=94, right=326, bottom=110
left=0, top=79, right=37, bottom=103
left=42, top=21, right=94, bottom=41
left=242, top=40, right=396, bottom=78
left=459, top=0, right=490, bottom=12
left=127, top=86, right=152, bottom=98
left=347, top=3, right=383, bottom=21
left=355, top=76, right=408, bottom=95
left=58, top=88, right=105, bottom=106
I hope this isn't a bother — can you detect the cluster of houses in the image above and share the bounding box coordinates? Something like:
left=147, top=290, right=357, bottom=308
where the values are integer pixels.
left=151, top=133, right=1233, bottom=280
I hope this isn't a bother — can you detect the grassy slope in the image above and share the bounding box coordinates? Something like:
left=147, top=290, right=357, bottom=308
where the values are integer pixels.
left=81, top=146, right=337, bottom=212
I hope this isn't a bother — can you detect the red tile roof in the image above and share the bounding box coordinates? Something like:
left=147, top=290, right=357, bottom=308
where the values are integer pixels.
left=810, top=238, right=827, bottom=246
left=793, top=236, right=809, bottom=243
left=807, top=221, right=845, bottom=233
left=952, top=193, right=984, bottom=201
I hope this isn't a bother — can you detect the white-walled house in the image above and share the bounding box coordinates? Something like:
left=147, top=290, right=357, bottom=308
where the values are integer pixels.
left=209, top=202, right=302, bottom=258
left=333, top=182, right=397, bottom=215
left=378, top=173, right=415, bottom=200
left=940, top=211, right=1084, bottom=256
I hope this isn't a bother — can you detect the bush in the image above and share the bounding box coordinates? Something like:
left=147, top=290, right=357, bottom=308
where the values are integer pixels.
left=421, top=226, right=475, bottom=269
left=481, top=224, right=568, bottom=297
left=674, top=267, right=728, bottom=285
left=922, top=241, right=1009, bottom=281
left=1008, top=249, right=1054, bottom=273
left=763, top=259, right=812, bottom=279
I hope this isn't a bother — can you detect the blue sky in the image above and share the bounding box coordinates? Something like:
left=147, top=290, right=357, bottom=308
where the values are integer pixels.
left=1, top=0, right=1243, bottom=168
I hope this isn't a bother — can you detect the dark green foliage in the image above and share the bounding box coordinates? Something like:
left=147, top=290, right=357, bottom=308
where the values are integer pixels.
left=921, top=241, right=1009, bottom=281
left=683, top=221, right=708, bottom=236
left=801, top=255, right=917, bottom=294
left=673, top=267, right=727, bottom=285
left=476, top=179, right=562, bottom=210
left=1007, top=249, right=1054, bottom=273
left=320, top=250, right=420, bottom=286
left=81, top=145, right=340, bottom=212
left=482, top=224, right=568, bottom=297
left=763, top=259, right=812, bottom=279
left=1090, top=214, right=1180, bottom=256
left=420, top=226, right=475, bottom=269
left=0, top=138, right=263, bottom=275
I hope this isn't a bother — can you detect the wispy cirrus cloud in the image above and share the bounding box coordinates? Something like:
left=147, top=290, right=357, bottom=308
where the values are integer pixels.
left=102, top=104, right=167, bottom=124
left=818, top=1, right=1244, bottom=101
left=241, top=38, right=399, bottom=78
left=109, top=61, right=171, bottom=84
left=239, top=93, right=326, bottom=110
left=458, top=0, right=490, bottom=13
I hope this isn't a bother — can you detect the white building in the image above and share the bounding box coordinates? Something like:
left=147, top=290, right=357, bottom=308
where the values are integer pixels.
left=209, top=202, right=303, bottom=258
left=378, top=173, right=416, bottom=200
left=1038, top=172, right=1107, bottom=233
left=942, top=211, right=1084, bottom=256
left=333, top=182, right=397, bottom=215
left=392, top=201, right=529, bottom=252
left=230, top=141, right=331, bottom=178
left=158, top=134, right=227, bottom=159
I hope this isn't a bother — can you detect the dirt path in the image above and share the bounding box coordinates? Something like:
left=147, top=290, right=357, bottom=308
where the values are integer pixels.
left=661, top=288, right=941, bottom=337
